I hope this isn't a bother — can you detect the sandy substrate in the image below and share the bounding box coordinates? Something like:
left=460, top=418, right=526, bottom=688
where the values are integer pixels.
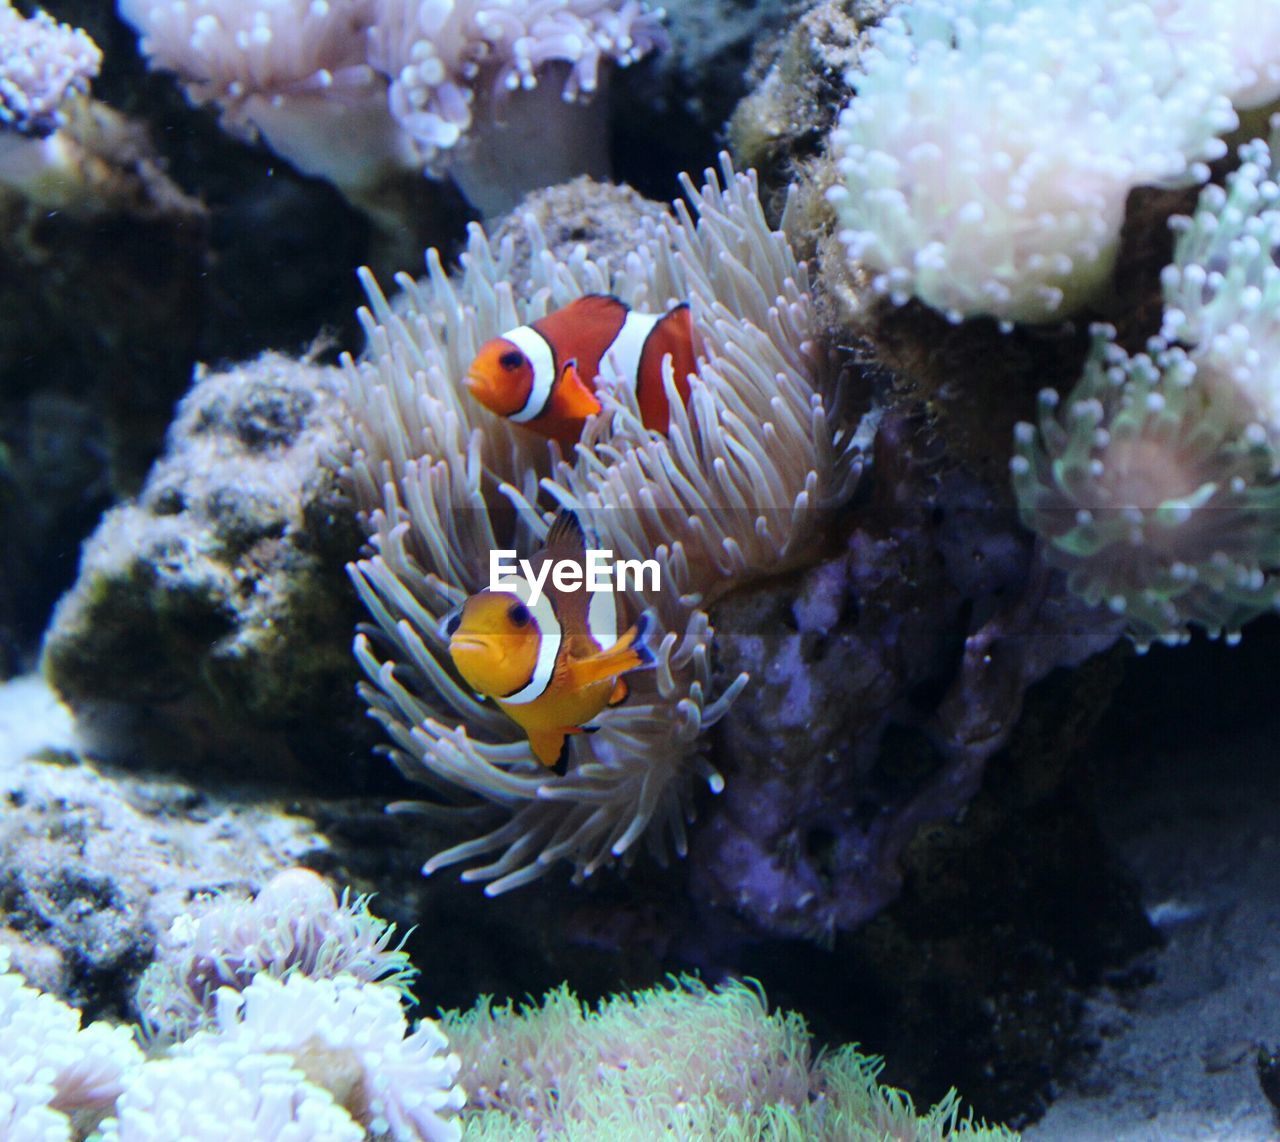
left=1027, top=713, right=1280, bottom=1140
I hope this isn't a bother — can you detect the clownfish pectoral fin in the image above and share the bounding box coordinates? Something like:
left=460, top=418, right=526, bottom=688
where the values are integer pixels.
left=528, top=729, right=572, bottom=774
left=607, top=677, right=629, bottom=707
left=569, top=617, right=653, bottom=690
left=556, top=361, right=603, bottom=420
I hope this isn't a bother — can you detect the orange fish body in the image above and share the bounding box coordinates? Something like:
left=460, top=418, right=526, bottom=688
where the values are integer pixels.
left=465, top=294, right=696, bottom=447
left=445, top=511, right=652, bottom=772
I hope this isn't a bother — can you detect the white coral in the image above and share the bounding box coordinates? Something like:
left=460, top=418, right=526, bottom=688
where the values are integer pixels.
left=0, top=0, right=100, bottom=136
left=368, top=0, right=663, bottom=166
left=827, top=0, right=1238, bottom=325
left=94, top=1052, right=365, bottom=1142
left=117, top=0, right=409, bottom=192
left=118, top=0, right=664, bottom=212
left=0, top=947, right=142, bottom=1141
left=174, top=973, right=465, bottom=1142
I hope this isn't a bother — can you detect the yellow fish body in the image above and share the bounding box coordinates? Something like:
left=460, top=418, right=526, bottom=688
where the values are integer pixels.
left=445, top=511, right=651, bottom=772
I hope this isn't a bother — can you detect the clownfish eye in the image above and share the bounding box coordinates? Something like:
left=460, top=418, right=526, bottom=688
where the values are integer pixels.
left=444, top=612, right=462, bottom=636
left=498, top=349, right=525, bottom=371
left=508, top=601, right=531, bottom=627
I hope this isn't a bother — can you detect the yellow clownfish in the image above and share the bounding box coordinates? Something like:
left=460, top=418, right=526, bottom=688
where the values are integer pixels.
left=444, top=511, right=653, bottom=773
left=465, top=294, right=696, bottom=448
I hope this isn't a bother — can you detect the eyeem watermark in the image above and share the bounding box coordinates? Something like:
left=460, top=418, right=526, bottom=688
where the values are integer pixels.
left=490, top=549, right=660, bottom=605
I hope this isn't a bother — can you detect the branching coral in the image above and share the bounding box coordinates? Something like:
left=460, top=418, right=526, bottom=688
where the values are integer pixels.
left=1012, top=129, right=1280, bottom=647
left=135, top=867, right=417, bottom=1043
left=344, top=158, right=856, bottom=893
left=826, top=0, right=1238, bottom=326
left=118, top=0, right=665, bottom=215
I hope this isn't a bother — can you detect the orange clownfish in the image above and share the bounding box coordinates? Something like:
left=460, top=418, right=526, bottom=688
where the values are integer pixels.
left=465, top=294, right=696, bottom=447
left=444, top=511, right=653, bottom=773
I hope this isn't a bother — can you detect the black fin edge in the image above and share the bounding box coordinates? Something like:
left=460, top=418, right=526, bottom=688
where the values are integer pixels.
left=551, top=735, right=571, bottom=777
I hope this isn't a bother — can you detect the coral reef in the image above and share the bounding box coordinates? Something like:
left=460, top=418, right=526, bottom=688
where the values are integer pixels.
left=1013, top=132, right=1280, bottom=648
left=135, top=867, right=417, bottom=1042
left=0, top=856, right=1020, bottom=1140
left=42, top=353, right=370, bottom=781
left=821, top=0, right=1254, bottom=327
left=119, top=0, right=665, bottom=216
left=447, top=976, right=1016, bottom=1139
left=0, top=678, right=327, bottom=1016
left=344, top=158, right=856, bottom=894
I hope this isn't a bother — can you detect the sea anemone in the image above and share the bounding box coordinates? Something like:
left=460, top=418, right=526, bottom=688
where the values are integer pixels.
left=0, top=946, right=142, bottom=1139
left=135, top=867, right=417, bottom=1043
left=116, top=0, right=409, bottom=200
left=118, top=0, right=665, bottom=216
left=344, top=157, right=855, bottom=893
left=1014, top=128, right=1280, bottom=647
left=826, top=0, right=1237, bottom=325
left=174, top=973, right=466, bottom=1141
left=368, top=0, right=665, bottom=213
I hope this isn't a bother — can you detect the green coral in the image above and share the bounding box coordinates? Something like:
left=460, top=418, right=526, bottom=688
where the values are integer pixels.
left=444, top=977, right=1016, bottom=1140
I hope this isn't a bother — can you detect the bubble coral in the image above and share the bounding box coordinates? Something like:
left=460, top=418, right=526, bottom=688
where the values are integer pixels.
left=344, top=157, right=856, bottom=893
left=826, top=0, right=1237, bottom=326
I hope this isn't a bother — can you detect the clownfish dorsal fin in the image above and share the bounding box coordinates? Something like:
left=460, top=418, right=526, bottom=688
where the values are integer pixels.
left=555, top=360, right=603, bottom=420
left=544, top=509, right=586, bottom=553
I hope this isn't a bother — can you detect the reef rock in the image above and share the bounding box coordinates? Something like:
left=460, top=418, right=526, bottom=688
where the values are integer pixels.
left=41, top=353, right=370, bottom=787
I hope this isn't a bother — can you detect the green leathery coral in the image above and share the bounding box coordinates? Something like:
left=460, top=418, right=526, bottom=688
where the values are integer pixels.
left=443, top=976, right=1017, bottom=1140
left=1011, top=327, right=1280, bottom=649
left=1012, top=130, right=1280, bottom=648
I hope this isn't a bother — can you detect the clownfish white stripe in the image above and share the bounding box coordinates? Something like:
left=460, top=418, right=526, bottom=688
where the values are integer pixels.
left=586, top=582, right=619, bottom=651
left=601, top=310, right=662, bottom=390
left=502, top=324, right=558, bottom=423
left=495, top=575, right=563, bottom=705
